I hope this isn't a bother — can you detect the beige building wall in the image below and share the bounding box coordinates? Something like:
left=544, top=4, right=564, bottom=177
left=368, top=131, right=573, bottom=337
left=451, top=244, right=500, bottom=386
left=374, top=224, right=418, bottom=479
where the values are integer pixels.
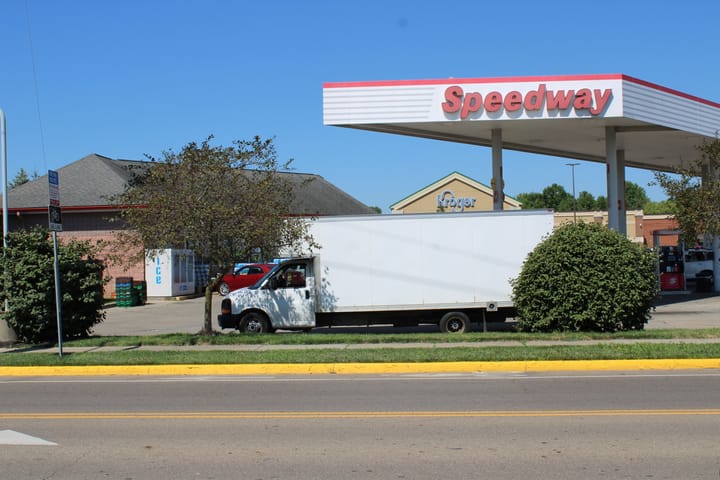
left=553, top=210, right=645, bottom=243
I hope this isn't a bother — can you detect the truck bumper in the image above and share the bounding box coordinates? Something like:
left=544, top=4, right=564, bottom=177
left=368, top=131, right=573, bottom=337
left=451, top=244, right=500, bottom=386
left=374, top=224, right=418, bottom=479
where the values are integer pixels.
left=217, top=313, right=237, bottom=329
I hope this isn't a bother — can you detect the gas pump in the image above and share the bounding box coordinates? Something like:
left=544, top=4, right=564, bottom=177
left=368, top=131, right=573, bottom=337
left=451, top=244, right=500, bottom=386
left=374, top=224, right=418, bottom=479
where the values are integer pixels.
left=658, top=245, right=685, bottom=291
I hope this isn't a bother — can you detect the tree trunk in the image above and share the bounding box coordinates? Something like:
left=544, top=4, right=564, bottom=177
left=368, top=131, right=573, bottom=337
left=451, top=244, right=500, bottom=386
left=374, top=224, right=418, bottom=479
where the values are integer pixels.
left=202, top=283, right=214, bottom=334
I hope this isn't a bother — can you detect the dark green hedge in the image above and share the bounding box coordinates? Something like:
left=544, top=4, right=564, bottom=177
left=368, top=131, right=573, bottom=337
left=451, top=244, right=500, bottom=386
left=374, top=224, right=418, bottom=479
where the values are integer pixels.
left=0, top=228, right=106, bottom=343
left=511, top=222, right=657, bottom=332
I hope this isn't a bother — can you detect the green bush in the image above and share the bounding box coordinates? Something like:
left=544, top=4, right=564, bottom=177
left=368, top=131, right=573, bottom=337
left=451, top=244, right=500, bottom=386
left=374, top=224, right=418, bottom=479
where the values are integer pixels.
left=511, top=222, right=657, bottom=332
left=0, top=228, right=107, bottom=343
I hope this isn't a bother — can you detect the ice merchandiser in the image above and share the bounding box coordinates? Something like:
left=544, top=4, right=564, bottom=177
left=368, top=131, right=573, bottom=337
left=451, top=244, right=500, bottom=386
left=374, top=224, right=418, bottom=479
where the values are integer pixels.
left=145, top=249, right=195, bottom=297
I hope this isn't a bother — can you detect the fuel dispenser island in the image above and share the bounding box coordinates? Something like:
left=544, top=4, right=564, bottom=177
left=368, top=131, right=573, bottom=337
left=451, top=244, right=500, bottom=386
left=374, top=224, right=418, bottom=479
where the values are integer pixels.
left=145, top=249, right=196, bottom=297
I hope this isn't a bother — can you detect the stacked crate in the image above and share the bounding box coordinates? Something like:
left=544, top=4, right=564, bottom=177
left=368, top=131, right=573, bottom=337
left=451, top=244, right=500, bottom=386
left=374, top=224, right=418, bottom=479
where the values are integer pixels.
left=115, top=277, right=134, bottom=307
left=133, top=280, right=147, bottom=305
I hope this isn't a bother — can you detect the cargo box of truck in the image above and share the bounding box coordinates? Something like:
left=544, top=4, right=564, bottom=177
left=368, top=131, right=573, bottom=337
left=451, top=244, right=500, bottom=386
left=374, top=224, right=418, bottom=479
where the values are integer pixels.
left=218, top=210, right=553, bottom=333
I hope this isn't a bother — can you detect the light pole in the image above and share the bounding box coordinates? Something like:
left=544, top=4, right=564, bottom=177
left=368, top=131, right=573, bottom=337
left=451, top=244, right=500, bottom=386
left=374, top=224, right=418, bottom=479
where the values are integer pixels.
left=1, top=109, right=16, bottom=344
left=1, top=109, right=7, bottom=248
left=566, top=162, right=579, bottom=223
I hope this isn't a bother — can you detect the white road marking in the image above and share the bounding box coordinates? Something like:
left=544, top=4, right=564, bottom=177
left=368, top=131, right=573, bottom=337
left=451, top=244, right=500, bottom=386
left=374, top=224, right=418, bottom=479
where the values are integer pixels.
left=0, top=429, right=57, bottom=445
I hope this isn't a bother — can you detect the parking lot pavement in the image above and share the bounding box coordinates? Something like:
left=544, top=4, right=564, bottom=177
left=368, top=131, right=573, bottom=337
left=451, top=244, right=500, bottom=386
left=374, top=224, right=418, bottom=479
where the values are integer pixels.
left=90, top=292, right=720, bottom=337
left=92, top=294, right=224, bottom=336
left=646, top=292, right=720, bottom=329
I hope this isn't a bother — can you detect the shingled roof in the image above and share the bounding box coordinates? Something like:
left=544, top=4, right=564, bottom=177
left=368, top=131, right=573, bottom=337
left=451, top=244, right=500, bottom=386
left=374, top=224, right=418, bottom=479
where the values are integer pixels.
left=4, top=153, right=374, bottom=216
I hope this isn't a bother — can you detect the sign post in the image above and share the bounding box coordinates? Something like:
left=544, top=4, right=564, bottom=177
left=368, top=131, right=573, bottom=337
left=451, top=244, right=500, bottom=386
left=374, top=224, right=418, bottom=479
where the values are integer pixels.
left=48, top=170, right=63, bottom=357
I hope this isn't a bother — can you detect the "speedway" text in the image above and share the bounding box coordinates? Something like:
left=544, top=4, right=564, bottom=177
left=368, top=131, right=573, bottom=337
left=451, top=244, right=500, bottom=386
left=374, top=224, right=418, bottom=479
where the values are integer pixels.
left=441, top=84, right=612, bottom=119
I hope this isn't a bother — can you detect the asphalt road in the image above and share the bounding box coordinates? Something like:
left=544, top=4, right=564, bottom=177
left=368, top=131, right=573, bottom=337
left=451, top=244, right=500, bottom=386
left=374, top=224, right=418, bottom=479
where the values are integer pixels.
left=1, top=371, right=719, bottom=479
left=92, top=291, right=720, bottom=337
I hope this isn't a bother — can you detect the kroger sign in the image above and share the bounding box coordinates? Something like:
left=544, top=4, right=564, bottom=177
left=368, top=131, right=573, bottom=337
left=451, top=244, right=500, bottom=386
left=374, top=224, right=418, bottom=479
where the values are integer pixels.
left=437, top=190, right=477, bottom=212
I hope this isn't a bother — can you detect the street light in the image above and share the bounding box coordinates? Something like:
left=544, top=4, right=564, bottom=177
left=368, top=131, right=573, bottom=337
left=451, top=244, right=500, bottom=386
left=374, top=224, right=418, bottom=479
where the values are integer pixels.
left=1, top=108, right=14, bottom=344
left=1, top=109, right=6, bottom=248
left=566, top=162, right=579, bottom=223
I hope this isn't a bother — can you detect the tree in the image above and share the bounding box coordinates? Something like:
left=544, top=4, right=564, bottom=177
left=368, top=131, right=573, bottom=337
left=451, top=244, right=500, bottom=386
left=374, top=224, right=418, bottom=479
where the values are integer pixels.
left=0, top=228, right=106, bottom=343
left=594, top=195, right=608, bottom=210
left=542, top=183, right=573, bottom=211
left=112, top=136, right=312, bottom=334
left=557, top=196, right=575, bottom=212
left=576, top=191, right=597, bottom=211
left=518, top=181, right=657, bottom=213
left=9, top=168, right=30, bottom=189
left=511, top=222, right=657, bottom=332
left=643, top=199, right=677, bottom=215
left=625, top=181, right=650, bottom=210
left=519, top=185, right=579, bottom=211
left=517, top=192, right=545, bottom=209
left=653, top=137, right=720, bottom=247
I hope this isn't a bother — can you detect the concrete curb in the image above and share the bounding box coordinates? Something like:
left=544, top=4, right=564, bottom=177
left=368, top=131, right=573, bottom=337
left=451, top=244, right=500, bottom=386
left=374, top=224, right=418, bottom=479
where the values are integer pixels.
left=1, top=358, right=719, bottom=377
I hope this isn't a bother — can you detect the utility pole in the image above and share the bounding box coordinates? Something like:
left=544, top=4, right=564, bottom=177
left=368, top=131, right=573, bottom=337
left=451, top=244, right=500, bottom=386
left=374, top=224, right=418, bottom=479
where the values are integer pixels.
left=566, top=162, right=579, bottom=223
left=1, top=108, right=17, bottom=344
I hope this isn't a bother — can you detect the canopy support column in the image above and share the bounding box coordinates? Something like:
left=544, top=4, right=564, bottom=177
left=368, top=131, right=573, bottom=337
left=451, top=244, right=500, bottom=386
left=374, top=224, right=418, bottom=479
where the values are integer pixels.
left=491, top=128, right=504, bottom=211
left=606, top=127, right=624, bottom=233
left=703, top=161, right=720, bottom=292
left=616, top=149, right=627, bottom=236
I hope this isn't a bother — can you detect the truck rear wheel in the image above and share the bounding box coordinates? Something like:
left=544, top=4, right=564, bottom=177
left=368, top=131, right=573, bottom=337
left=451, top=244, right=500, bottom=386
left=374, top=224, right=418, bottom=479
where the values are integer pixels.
left=240, top=312, right=270, bottom=334
left=440, top=312, right=470, bottom=334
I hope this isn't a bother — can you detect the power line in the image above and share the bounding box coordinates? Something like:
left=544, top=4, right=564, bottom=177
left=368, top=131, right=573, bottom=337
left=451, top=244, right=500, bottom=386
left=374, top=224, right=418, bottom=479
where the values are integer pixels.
left=24, top=0, right=47, bottom=172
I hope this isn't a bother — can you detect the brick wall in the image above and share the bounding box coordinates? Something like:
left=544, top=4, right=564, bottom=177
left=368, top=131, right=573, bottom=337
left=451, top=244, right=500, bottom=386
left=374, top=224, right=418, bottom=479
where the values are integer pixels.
left=10, top=212, right=145, bottom=298
left=641, top=215, right=679, bottom=247
left=57, top=229, right=145, bottom=299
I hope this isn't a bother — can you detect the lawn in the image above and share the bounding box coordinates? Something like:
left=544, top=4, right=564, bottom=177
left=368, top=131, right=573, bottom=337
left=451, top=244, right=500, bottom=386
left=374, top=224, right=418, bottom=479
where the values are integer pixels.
left=2, top=328, right=720, bottom=366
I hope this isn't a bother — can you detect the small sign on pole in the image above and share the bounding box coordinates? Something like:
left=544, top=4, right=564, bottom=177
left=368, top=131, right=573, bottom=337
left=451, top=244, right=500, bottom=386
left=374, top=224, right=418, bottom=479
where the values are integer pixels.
left=48, top=170, right=63, bottom=357
left=48, top=169, right=62, bottom=232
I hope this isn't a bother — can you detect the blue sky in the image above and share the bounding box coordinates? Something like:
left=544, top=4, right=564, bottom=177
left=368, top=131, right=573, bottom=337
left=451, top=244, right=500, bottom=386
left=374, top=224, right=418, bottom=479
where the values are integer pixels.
left=3, top=0, right=719, bottom=212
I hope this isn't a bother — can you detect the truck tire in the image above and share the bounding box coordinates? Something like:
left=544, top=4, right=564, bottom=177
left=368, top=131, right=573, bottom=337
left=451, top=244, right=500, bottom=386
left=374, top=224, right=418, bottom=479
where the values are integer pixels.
left=240, top=312, right=270, bottom=334
left=218, top=282, right=231, bottom=296
left=440, top=312, right=470, bottom=334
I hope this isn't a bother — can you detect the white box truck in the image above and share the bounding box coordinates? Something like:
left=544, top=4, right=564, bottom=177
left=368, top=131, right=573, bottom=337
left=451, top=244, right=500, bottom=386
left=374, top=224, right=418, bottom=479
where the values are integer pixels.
left=218, top=210, right=553, bottom=333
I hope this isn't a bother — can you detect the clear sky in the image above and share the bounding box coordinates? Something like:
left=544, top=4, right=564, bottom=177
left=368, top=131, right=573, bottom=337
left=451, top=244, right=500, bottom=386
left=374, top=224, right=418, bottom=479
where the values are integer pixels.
left=2, top=0, right=719, bottom=212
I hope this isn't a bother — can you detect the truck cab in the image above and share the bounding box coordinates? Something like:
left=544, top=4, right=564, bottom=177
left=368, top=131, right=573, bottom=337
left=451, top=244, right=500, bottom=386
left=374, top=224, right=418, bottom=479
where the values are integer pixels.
left=218, top=258, right=316, bottom=333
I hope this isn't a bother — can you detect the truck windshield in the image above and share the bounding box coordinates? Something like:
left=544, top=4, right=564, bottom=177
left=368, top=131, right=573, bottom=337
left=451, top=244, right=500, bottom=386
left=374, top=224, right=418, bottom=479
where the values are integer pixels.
left=247, top=263, right=280, bottom=289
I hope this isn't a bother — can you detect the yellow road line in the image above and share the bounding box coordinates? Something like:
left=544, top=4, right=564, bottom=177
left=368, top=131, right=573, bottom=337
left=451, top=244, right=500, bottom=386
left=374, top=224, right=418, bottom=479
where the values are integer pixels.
left=3, top=409, right=720, bottom=420
left=1, top=359, right=719, bottom=376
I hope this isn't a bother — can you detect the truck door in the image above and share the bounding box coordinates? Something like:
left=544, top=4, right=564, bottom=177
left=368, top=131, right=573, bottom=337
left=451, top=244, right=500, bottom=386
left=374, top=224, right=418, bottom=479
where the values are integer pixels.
left=266, top=262, right=315, bottom=329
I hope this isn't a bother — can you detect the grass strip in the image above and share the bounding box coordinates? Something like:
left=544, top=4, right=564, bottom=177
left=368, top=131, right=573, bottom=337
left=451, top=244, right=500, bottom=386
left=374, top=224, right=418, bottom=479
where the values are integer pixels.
left=2, top=343, right=720, bottom=366
left=57, top=328, right=720, bottom=348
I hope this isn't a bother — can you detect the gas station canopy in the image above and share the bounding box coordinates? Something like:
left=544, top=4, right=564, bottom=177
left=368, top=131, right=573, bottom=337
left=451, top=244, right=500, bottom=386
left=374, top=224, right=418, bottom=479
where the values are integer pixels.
left=323, top=73, right=720, bottom=235
left=323, top=73, right=720, bottom=174
left=324, top=73, right=720, bottom=291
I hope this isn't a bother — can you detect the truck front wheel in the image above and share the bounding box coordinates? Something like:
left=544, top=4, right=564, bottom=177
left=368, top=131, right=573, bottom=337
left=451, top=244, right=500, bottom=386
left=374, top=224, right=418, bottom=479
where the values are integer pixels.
left=240, top=312, right=270, bottom=334
left=440, top=312, right=470, bottom=334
